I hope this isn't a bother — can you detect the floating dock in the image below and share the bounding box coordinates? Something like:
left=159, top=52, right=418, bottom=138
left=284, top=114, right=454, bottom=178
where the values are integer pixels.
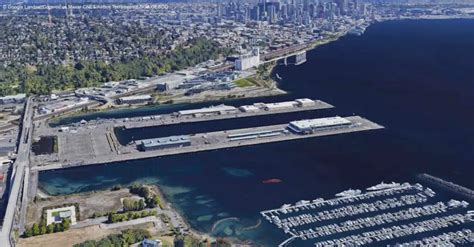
left=261, top=182, right=474, bottom=246
left=32, top=115, right=383, bottom=171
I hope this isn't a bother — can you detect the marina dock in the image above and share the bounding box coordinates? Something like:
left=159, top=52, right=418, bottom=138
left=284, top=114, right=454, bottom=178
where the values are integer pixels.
left=32, top=115, right=383, bottom=171
left=261, top=182, right=474, bottom=246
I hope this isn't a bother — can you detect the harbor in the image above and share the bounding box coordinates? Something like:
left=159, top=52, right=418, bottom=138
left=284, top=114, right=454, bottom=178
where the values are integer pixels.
left=261, top=182, right=474, bottom=246
left=32, top=115, right=383, bottom=171
left=30, top=19, right=474, bottom=246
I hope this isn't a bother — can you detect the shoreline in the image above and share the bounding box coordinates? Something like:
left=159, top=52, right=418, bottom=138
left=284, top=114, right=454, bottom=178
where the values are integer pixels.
left=27, top=17, right=474, bottom=247
left=37, top=182, right=259, bottom=245
left=35, top=184, right=219, bottom=244
left=48, top=85, right=287, bottom=126
left=148, top=184, right=218, bottom=243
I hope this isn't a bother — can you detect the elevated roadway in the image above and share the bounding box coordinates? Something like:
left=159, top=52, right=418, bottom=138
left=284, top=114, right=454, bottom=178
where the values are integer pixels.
left=0, top=97, right=33, bottom=247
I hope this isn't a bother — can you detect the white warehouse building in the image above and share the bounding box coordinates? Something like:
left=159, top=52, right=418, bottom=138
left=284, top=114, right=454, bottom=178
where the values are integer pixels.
left=235, top=48, right=260, bottom=71
left=288, top=116, right=352, bottom=134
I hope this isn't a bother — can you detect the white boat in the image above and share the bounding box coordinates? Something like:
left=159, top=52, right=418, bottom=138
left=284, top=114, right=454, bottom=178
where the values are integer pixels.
left=335, top=189, right=362, bottom=197
left=367, top=182, right=401, bottom=191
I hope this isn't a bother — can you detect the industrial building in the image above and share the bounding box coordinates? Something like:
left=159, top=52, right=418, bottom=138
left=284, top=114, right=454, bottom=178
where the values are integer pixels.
left=238, top=105, right=260, bottom=112
left=288, top=116, right=352, bottom=134
left=177, top=105, right=237, bottom=117
left=37, top=97, right=89, bottom=115
left=0, top=94, right=26, bottom=104
left=117, top=95, right=152, bottom=105
left=239, top=98, right=316, bottom=112
left=263, top=101, right=298, bottom=111
left=138, top=135, right=191, bottom=151
left=295, top=98, right=316, bottom=107
left=235, top=48, right=260, bottom=71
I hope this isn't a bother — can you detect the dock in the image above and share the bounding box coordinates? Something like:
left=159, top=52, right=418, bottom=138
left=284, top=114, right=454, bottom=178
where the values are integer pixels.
left=57, top=98, right=334, bottom=130
left=260, top=182, right=474, bottom=246
left=32, top=116, right=383, bottom=171
left=418, top=173, right=474, bottom=201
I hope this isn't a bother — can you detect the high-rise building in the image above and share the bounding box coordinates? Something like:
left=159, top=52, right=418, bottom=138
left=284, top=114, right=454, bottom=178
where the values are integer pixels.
left=268, top=5, right=276, bottom=23
left=335, top=0, right=346, bottom=15
left=235, top=48, right=260, bottom=71
left=303, top=0, right=310, bottom=11
left=251, top=5, right=260, bottom=21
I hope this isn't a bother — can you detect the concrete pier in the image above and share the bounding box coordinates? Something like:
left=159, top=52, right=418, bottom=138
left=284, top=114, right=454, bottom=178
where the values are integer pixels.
left=32, top=116, right=383, bottom=171
left=54, top=99, right=334, bottom=130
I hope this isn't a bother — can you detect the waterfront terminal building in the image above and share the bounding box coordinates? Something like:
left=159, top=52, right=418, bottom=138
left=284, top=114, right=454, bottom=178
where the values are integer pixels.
left=138, top=135, right=191, bottom=151
left=288, top=116, right=352, bottom=134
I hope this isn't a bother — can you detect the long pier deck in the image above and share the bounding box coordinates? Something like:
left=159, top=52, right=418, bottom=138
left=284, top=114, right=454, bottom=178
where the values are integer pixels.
left=50, top=99, right=334, bottom=130
left=32, top=116, right=383, bottom=171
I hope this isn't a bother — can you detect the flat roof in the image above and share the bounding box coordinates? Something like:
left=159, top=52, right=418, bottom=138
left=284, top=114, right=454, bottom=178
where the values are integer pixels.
left=239, top=105, right=260, bottom=111
left=289, top=117, right=351, bottom=130
left=0, top=93, right=26, bottom=100
left=140, top=135, right=190, bottom=148
left=295, top=98, right=314, bottom=103
left=264, top=101, right=297, bottom=108
left=178, top=105, right=237, bottom=115
left=119, top=95, right=152, bottom=101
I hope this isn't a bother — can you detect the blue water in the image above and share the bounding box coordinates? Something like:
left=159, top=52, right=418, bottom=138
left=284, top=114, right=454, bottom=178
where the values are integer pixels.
left=39, top=19, right=474, bottom=245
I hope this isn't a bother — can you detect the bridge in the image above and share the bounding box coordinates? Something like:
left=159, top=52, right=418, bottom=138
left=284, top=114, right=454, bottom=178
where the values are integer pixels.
left=0, top=97, right=33, bottom=247
left=261, top=44, right=309, bottom=66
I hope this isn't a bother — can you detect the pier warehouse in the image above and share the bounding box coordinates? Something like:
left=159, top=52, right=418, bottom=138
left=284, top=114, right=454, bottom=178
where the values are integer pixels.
left=288, top=117, right=352, bottom=134
left=117, top=95, right=152, bottom=105
left=177, top=105, right=237, bottom=117
left=138, top=135, right=191, bottom=151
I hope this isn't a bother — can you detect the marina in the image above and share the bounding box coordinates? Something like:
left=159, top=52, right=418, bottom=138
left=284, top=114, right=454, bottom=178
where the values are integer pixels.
left=261, top=182, right=474, bottom=246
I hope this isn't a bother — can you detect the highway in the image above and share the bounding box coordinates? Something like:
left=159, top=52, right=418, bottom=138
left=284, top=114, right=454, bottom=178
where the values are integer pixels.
left=0, top=97, right=33, bottom=247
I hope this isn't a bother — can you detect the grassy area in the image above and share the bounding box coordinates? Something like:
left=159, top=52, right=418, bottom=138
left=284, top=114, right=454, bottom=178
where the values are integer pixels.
left=233, top=77, right=257, bottom=87
left=157, top=237, right=174, bottom=247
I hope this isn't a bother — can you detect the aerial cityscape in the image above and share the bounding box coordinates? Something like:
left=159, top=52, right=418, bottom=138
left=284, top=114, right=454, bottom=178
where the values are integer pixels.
left=0, top=0, right=473, bottom=246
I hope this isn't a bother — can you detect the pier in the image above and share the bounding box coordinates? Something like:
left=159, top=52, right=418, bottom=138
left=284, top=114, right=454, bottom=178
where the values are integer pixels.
left=418, top=173, right=474, bottom=201
left=32, top=116, right=383, bottom=171
left=55, top=98, right=334, bottom=130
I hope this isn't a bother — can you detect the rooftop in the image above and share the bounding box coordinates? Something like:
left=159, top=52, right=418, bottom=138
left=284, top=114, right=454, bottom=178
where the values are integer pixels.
left=140, top=135, right=190, bottom=148
left=177, top=105, right=237, bottom=116
left=289, top=116, right=351, bottom=130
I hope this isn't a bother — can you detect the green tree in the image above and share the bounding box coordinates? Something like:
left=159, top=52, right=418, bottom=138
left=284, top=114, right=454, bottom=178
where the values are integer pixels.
left=138, top=199, right=145, bottom=210
left=32, top=223, right=40, bottom=236
left=23, top=228, right=33, bottom=238
left=47, top=223, right=55, bottom=233
left=54, top=222, right=64, bottom=232
left=39, top=224, right=47, bottom=235
left=62, top=218, right=71, bottom=230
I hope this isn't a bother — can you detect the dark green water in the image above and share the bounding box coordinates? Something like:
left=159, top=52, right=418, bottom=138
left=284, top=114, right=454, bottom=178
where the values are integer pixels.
left=39, top=19, right=474, bottom=246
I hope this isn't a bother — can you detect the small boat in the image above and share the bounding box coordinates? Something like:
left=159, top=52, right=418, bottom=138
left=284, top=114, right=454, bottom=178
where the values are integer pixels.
left=263, top=178, right=283, bottom=184
left=276, top=73, right=282, bottom=80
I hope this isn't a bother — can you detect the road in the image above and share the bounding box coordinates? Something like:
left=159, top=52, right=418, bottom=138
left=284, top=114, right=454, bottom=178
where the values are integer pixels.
left=0, top=97, right=33, bottom=247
